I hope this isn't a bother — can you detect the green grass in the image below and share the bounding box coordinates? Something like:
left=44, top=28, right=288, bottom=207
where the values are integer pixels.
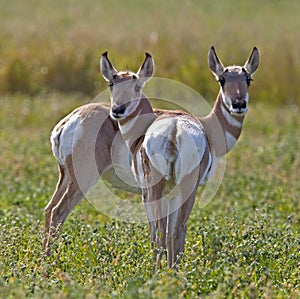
left=0, top=94, right=299, bottom=298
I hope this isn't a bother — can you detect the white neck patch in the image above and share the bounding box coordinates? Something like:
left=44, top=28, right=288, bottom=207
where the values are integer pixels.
left=225, top=131, right=237, bottom=151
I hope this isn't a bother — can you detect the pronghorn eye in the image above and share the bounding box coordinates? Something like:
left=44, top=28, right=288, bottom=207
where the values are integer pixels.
left=134, top=84, right=142, bottom=93
left=246, top=75, right=253, bottom=87
left=218, top=77, right=225, bottom=87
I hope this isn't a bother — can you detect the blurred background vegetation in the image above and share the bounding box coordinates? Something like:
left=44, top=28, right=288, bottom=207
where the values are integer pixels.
left=0, top=0, right=299, bottom=105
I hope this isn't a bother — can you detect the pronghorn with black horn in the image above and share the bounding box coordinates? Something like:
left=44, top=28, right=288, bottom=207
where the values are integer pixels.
left=100, top=47, right=259, bottom=269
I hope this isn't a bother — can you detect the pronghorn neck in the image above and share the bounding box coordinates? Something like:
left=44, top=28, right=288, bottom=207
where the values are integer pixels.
left=202, top=91, right=245, bottom=157
left=118, top=94, right=156, bottom=153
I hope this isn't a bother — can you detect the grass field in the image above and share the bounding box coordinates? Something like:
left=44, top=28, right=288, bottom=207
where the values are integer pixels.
left=1, top=1, right=300, bottom=298
left=0, top=95, right=299, bottom=298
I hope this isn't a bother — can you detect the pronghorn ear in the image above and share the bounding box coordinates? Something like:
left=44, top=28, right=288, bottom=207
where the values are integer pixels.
left=100, top=52, right=118, bottom=82
left=208, top=46, right=225, bottom=78
left=244, top=47, right=260, bottom=75
left=137, top=53, right=154, bottom=84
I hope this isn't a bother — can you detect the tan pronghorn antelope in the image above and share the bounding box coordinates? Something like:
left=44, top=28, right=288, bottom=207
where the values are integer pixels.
left=100, top=47, right=259, bottom=269
left=44, top=88, right=162, bottom=252
left=43, top=102, right=125, bottom=253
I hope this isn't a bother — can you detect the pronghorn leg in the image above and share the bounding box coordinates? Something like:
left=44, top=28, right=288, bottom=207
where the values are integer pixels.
left=45, top=155, right=101, bottom=255
left=44, top=182, right=84, bottom=255
left=166, top=189, right=184, bottom=268
left=142, top=189, right=156, bottom=243
left=172, top=189, right=197, bottom=267
left=166, top=207, right=179, bottom=268
left=155, top=214, right=167, bottom=270
left=49, top=180, right=84, bottom=239
left=44, top=164, right=68, bottom=251
left=144, top=179, right=167, bottom=270
left=166, top=169, right=199, bottom=268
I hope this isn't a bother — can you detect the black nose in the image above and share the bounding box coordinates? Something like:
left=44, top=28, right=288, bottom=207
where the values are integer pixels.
left=232, top=99, right=247, bottom=110
left=112, top=104, right=126, bottom=116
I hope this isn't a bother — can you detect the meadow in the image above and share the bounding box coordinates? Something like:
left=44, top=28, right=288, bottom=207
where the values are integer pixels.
left=0, top=1, right=300, bottom=298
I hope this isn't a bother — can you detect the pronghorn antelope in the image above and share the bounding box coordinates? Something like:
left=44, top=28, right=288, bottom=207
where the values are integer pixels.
left=44, top=87, right=162, bottom=252
left=44, top=102, right=125, bottom=253
left=100, top=47, right=259, bottom=269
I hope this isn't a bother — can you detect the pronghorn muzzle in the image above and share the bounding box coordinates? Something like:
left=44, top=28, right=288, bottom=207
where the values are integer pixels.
left=111, top=104, right=126, bottom=119
left=232, top=97, right=247, bottom=112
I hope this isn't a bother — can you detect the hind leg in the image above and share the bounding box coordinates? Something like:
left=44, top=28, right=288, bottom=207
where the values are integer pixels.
left=48, top=180, right=84, bottom=240
left=166, top=169, right=199, bottom=268
left=143, top=179, right=168, bottom=270
left=171, top=191, right=196, bottom=268
left=44, top=164, right=68, bottom=251
left=45, top=154, right=100, bottom=255
left=171, top=178, right=198, bottom=268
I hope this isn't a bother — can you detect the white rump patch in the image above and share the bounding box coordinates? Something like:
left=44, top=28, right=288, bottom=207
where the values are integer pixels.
left=144, top=116, right=208, bottom=185
left=51, top=112, right=83, bottom=165
left=174, top=118, right=207, bottom=183
left=144, top=118, right=177, bottom=182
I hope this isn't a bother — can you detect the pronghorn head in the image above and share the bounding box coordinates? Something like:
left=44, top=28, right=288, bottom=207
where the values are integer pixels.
left=100, top=52, right=154, bottom=121
left=208, top=46, right=260, bottom=116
